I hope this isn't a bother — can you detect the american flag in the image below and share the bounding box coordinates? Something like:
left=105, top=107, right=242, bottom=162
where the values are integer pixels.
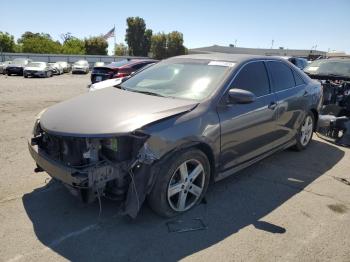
left=103, top=27, right=115, bottom=39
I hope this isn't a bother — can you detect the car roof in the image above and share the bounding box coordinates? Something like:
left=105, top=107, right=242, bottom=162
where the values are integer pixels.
left=121, top=59, right=157, bottom=66
left=169, top=53, right=284, bottom=63
left=104, top=59, right=157, bottom=69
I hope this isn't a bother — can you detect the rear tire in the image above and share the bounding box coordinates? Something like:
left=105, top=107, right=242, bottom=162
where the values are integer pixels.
left=148, top=149, right=210, bottom=217
left=293, top=111, right=314, bottom=151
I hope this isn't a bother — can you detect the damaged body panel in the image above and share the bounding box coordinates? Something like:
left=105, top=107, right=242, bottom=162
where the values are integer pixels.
left=304, top=58, right=350, bottom=147
left=29, top=53, right=322, bottom=217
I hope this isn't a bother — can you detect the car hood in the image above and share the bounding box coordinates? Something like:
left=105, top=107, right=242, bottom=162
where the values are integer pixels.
left=40, top=87, right=198, bottom=136
left=8, top=64, right=24, bottom=67
left=25, top=66, right=44, bottom=71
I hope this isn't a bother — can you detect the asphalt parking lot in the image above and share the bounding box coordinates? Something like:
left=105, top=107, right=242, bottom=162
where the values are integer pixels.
left=0, top=74, right=350, bottom=262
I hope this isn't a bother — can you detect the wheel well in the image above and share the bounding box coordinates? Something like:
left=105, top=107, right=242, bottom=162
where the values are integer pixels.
left=193, top=143, right=216, bottom=182
left=310, top=108, right=318, bottom=131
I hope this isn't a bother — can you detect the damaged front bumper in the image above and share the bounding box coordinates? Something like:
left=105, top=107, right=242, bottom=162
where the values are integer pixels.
left=28, top=132, right=160, bottom=218
left=317, top=114, right=350, bottom=147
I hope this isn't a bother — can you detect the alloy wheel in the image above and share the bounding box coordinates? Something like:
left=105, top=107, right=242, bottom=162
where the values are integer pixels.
left=167, top=159, right=205, bottom=212
left=300, top=115, right=313, bottom=146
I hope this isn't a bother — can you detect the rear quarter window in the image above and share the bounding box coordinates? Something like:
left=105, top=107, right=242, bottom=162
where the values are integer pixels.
left=266, top=61, right=295, bottom=92
left=292, top=70, right=305, bottom=86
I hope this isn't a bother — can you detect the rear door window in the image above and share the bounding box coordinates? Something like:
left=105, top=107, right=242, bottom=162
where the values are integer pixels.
left=231, top=61, right=270, bottom=97
left=292, top=70, right=305, bottom=86
left=266, top=61, right=295, bottom=92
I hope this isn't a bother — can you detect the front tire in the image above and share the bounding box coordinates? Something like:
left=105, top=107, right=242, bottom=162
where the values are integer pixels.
left=293, top=112, right=314, bottom=151
left=148, top=149, right=210, bottom=217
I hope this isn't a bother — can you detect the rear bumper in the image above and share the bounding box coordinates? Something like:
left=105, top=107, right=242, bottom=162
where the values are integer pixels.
left=72, top=68, right=88, bottom=72
left=91, top=74, right=111, bottom=83
left=28, top=141, right=87, bottom=186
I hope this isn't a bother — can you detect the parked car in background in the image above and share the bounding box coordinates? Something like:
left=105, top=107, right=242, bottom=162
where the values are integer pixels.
left=6, top=58, right=32, bottom=76
left=0, top=61, right=12, bottom=74
left=94, top=62, right=105, bottom=67
left=89, top=62, right=156, bottom=92
left=24, top=62, right=54, bottom=78
left=90, top=59, right=157, bottom=84
left=56, top=61, right=71, bottom=73
left=279, top=56, right=308, bottom=70
left=49, top=62, right=64, bottom=75
left=28, top=54, right=322, bottom=218
left=72, top=60, right=89, bottom=74
left=89, top=78, right=123, bottom=92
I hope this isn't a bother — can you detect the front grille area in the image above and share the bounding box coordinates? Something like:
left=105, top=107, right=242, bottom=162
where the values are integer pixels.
left=40, top=133, right=89, bottom=167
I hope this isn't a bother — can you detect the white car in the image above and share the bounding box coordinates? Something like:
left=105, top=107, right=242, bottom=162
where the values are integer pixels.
left=72, top=60, right=89, bottom=74
left=23, top=62, right=54, bottom=78
left=0, top=61, right=11, bottom=74
left=89, top=77, right=123, bottom=92
left=50, top=62, right=64, bottom=75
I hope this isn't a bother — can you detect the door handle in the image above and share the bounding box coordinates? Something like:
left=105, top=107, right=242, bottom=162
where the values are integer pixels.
left=303, top=90, right=309, bottom=96
left=268, top=102, right=277, bottom=110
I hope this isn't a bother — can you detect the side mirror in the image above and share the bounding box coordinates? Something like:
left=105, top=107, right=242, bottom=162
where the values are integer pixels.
left=228, top=88, right=256, bottom=104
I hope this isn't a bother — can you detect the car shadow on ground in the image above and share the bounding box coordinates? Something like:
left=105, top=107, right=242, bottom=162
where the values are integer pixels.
left=22, top=140, right=344, bottom=261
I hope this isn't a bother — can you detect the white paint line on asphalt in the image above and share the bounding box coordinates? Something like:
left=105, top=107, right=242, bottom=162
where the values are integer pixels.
left=48, top=223, right=99, bottom=248
left=5, top=223, right=99, bottom=262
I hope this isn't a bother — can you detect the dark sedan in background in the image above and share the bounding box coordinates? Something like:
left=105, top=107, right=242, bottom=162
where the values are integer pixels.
left=90, top=59, right=157, bottom=84
left=28, top=54, right=322, bottom=218
left=6, top=58, right=33, bottom=76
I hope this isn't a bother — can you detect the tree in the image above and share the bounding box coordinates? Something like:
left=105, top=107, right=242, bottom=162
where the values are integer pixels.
left=60, top=32, right=73, bottom=43
left=151, top=33, right=167, bottom=59
left=125, top=17, right=152, bottom=56
left=84, top=36, right=108, bottom=55
left=21, top=34, right=62, bottom=54
left=62, top=37, right=85, bottom=54
left=0, top=32, right=16, bottom=52
left=150, top=31, right=187, bottom=59
left=142, top=29, right=153, bottom=56
left=114, top=43, right=127, bottom=56
left=167, top=31, right=186, bottom=57
left=18, top=32, right=51, bottom=44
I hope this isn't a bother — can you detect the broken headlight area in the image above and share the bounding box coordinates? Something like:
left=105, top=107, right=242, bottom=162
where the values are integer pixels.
left=316, top=80, right=350, bottom=147
left=29, top=123, right=156, bottom=216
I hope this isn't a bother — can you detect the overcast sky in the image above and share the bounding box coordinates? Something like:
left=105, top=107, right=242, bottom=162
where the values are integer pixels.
left=1, top=0, right=349, bottom=53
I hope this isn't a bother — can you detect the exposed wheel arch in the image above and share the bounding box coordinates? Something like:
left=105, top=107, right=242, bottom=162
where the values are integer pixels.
left=310, top=108, right=319, bottom=131
left=154, top=141, right=216, bottom=183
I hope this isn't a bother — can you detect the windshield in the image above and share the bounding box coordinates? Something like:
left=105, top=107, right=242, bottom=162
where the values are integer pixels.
left=121, top=60, right=232, bottom=100
left=74, top=61, right=88, bottom=66
left=12, top=58, right=27, bottom=64
left=109, top=60, right=131, bottom=67
left=304, top=59, right=350, bottom=77
left=27, top=62, right=45, bottom=68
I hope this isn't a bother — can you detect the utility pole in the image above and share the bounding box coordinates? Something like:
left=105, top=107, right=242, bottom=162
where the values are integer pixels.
left=271, top=39, right=274, bottom=49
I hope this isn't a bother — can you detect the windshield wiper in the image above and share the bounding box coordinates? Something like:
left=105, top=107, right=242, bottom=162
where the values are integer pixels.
left=129, top=90, right=165, bottom=97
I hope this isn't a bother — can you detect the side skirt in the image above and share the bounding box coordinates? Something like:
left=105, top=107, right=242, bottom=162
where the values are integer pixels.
left=215, top=139, right=296, bottom=182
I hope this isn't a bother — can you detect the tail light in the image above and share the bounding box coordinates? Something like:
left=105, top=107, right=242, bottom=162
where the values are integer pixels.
left=114, top=72, right=129, bottom=78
